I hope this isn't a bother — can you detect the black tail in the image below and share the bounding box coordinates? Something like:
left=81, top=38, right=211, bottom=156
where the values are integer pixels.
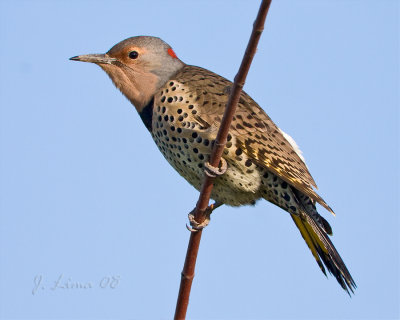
left=291, top=213, right=356, bottom=294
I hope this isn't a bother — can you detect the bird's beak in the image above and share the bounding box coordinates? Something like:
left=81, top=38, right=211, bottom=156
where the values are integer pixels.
left=69, top=54, right=117, bottom=65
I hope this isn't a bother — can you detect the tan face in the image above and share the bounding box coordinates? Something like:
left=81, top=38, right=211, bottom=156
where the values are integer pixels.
left=107, top=45, right=149, bottom=69
left=70, top=36, right=185, bottom=111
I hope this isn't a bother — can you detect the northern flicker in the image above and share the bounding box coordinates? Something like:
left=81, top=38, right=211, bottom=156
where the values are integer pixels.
left=70, top=36, right=356, bottom=294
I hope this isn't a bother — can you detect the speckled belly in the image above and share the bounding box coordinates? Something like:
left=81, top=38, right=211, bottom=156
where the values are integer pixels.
left=149, top=84, right=300, bottom=210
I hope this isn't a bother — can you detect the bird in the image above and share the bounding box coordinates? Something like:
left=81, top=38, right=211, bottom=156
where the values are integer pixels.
left=70, top=36, right=356, bottom=294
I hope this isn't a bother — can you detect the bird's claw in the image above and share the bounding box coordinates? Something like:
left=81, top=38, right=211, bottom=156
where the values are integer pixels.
left=186, top=202, right=223, bottom=232
left=186, top=202, right=220, bottom=232
left=186, top=211, right=211, bottom=232
left=204, top=157, right=227, bottom=178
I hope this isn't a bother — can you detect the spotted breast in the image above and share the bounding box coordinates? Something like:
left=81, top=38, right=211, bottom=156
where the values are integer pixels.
left=151, top=65, right=322, bottom=212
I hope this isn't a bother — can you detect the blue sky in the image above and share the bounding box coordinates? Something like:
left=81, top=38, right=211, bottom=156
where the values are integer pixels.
left=0, top=1, right=398, bottom=319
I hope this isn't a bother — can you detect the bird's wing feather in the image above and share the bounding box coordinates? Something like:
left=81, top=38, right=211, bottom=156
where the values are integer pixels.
left=174, top=65, right=333, bottom=213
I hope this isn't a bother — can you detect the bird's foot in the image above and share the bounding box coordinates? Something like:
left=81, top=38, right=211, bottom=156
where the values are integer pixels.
left=204, top=158, right=227, bottom=178
left=186, top=212, right=210, bottom=232
left=186, top=202, right=223, bottom=232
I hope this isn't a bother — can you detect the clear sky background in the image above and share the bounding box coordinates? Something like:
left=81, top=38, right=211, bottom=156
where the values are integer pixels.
left=0, top=1, right=398, bottom=319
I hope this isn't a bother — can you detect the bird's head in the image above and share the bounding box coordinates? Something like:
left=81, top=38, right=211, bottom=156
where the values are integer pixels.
left=70, top=36, right=185, bottom=112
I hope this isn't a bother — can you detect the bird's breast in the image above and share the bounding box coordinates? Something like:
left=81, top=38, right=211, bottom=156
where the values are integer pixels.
left=149, top=80, right=263, bottom=206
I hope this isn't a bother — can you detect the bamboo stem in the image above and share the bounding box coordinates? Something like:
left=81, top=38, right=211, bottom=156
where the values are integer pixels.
left=174, top=1, right=272, bottom=319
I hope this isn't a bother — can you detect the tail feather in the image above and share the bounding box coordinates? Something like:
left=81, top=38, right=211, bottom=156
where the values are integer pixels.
left=291, top=187, right=333, bottom=235
left=291, top=213, right=356, bottom=295
left=291, top=214, right=327, bottom=275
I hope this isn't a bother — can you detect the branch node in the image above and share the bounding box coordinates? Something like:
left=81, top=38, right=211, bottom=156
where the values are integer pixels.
left=180, top=272, right=195, bottom=281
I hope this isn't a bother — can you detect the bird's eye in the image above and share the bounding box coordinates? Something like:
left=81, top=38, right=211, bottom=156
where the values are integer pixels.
left=129, top=51, right=139, bottom=59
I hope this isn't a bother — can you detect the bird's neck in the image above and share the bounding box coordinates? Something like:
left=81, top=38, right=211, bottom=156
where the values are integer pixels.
left=100, top=64, right=160, bottom=113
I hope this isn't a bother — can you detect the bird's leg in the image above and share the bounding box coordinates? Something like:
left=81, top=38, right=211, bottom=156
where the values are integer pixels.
left=186, top=201, right=224, bottom=232
left=186, top=156, right=226, bottom=231
left=208, top=201, right=223, bottom=211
